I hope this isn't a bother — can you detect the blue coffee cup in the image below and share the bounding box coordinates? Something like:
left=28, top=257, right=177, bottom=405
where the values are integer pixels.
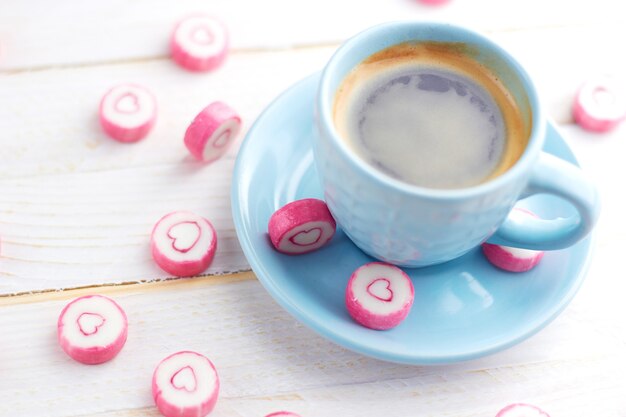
left=314, top=21, right=600, bottom=267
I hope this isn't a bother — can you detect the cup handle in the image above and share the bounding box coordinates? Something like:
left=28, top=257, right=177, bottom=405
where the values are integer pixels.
left=487, top=152, right=601, bottom=250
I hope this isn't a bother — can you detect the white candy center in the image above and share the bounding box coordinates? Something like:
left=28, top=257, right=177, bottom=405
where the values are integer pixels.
left=77, top=312, right=105, bottom=336
left=592, top=87, right=615, bottom=107
left=114, top=93, right=140, bottom=113
left=101, top=84, right=156, bottom=129
left=174, top=16, right=226, bottom=58
left=366, top=278, right=393, bottom=302
left=154, top=212, right=215, bottom=263
left=171, top=366, right=197, bottom=392
left=191, top=26, right=214, bottom=44
left=212, top=129, right=231, bottom=148
left=279, top=221, right=334, bottom=253
left=351, top=263, right=412, bottom=315
left=290, top=227, right=322, bottom=246
left=167, top=221, right=201, bottom=253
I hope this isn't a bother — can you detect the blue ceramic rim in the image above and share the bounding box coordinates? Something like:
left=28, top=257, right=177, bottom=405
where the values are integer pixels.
left=232, top=72, right=592, bottom=364
left=317, top=21, right=546, bottom=200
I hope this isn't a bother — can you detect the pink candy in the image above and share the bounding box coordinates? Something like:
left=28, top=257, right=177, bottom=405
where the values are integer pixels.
left=495, top=403, right=550, bottom=417
left=345, top=262, right=414, bottom=330
left=184, top=101, right=242, bottom=163
left=151, top=211, right=217, bottom=277
left=268, top=198, right=336, bottom=255
left=573, top=76, right=626, bottom=132
left=99, top=84, right=157, bottom=142
left=57, top=295, right=128, bottom=365
left=153, top=351, right=220, bottom=417
left=482, top=209, right=544, bottom=272
left=171, top=15, right=229, bottom=72
left=265, top=413, right=301, bottom=417
left=418, top=0, right=451, bottom=5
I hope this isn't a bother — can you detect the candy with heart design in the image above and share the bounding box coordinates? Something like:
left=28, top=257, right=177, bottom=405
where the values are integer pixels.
left=367, top=278, right=393, bottom=302
left=99, top=84, right=157, bottom=143
left=265, top=412, right=302, bottom=417
left=482, top=208, right=545, bottom=272
left=77, top=312, right=105, bottom=336
left=573, top=76, right=626, bottom=132
left=345, top=262, right=414, bottom=330
left=171, top=366, right=197, bottom=392
left=495, top=403, right=550, bottom=417
left=57, top=295, right=128, bottom=364
left=170, top=15, right=229, bottom=72
left=151, top=211, right=217, bottom=277
left=167, top=221, right=202, bottom=253
left=184, top=101, right=242, bottom=163
left=268, top=198, right=336, bottom=255
left=152, top=351, right=219, bottom=417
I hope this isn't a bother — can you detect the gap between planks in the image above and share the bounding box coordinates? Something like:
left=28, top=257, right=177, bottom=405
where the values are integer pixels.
left=0, top=270, right=256, bottom=306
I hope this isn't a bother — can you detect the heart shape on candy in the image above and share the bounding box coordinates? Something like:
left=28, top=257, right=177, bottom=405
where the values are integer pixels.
left=167, top=221, right=201, bottom=253
left=191, top=26, right=214, bottom=45
left=114, top=93, right=140, bottom=114
left=171, top=366, right=198, bottom=392
left=367, top=278, right=393, bottom=302
left=289, top=227, right=322, bottom=246
left=212, top=130, right=231, bottom=148
left=77, top=312, right=106, bottom=336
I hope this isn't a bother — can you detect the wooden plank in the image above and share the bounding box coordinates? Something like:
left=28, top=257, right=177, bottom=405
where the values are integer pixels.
left=1, top=24, right=625, bottom=294
left=0, top=260, right=623, bottom=417
left=0, top=0, right=623, bottom=71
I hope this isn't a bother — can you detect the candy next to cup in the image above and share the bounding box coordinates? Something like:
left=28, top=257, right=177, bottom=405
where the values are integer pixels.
left=345, top=262, right=414, bottom=330
left=57, top=295, right=128, bottom=365
left=152, top=351, right=220, bottom=417
left=99, top=84, right=157, bottom=143
left=268, top=198, right=336, bottom=255
left=482, top=209, right=545, bottom=272
left=151, top=211, right=217, bottom=277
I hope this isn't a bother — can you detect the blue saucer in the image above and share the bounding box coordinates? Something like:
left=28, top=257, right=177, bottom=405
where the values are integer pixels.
left=231, top=72, right=593, bottom=365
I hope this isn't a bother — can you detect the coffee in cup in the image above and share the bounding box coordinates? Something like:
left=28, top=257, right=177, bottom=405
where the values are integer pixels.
left=332, top=42, right=529, bottom=189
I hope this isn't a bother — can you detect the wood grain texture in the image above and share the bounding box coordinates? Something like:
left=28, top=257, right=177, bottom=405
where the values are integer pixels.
left=0, top=0, right=623, bottom=71
left=0, top=269, right=624, bottom=417
left=1, top=27, right=625, bottom=294
left=1, top=1, right=626, bottom=416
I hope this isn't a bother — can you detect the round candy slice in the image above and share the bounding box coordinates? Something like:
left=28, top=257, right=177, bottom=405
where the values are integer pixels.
left=345, top=262, right=414, bottom=330
left=573, top=76, right=626, bottom=132
left=482, top=208, right=544, bottom=272
left=99, top=84, right=157, bottom=142
left=152, top=351, right=219, bottom=417
left=184, top=101, right=241, bottom=163
left=151, top=211, right=217, bottom=277
left=170, top=15, right=229, bottom=72
left=268, top=198, right=336, bottom=255
left=496, top=403, right=550, bottom=417
left=57, top=295, right=128, bottom=364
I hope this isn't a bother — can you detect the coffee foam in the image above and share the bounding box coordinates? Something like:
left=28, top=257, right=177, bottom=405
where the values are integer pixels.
left=334, top=42, right=529, bottom=188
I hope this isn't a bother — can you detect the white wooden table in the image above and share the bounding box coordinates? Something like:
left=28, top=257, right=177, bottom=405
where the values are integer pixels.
left=1, top=1, right=625, bottom=416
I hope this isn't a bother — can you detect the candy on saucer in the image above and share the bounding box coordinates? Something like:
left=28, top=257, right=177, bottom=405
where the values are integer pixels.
left=268, top=198, right=336, bottom=255
left=482, top=209, right=544, bottom=272
left=345, top=262, right=414, bottom=330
